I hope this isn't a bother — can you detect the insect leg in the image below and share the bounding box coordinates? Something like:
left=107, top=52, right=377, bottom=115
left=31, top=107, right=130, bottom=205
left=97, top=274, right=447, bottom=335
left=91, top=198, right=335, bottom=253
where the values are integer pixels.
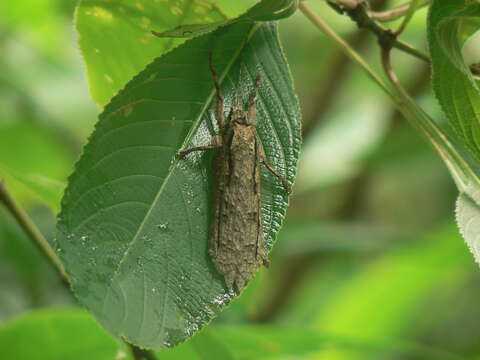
left=258, top=147, right=291, bottom=194
left=262, top=159, right=291, bottom=194
left=178, top=144, right=221, bottom=158
left=208, top=52, right=225, bottom=131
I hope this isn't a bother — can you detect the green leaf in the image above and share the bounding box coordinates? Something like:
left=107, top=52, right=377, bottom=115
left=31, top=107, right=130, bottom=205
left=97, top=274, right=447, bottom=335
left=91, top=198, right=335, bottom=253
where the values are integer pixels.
left=456, top=185, right=480, bottom=264
left=428, top=0, right=480, bottom=271
left=155, top=0, right=299, bottom=38
left=0, top=166, right=65, bottom=213
left=76, top=0, right=228, bottom=106
left=76, top=0, right=297, bottom=105
left=0, top=121, right=69, bottom=211
left=56, top=22, right=301, bottom=349
left=428, top=0, right=480, bottom=162
left=77, top=0, right=285, bottom=106
left=0, top=0, right=64, bottom=55
left=0, top=308, right=132, bottom=360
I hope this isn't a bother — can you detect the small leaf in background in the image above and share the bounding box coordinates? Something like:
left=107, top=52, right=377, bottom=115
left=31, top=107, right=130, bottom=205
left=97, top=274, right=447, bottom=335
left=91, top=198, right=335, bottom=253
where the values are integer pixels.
left=0, top=0, right=63, bottom=55
left=76, top=0, right=264, bottom=106
left=56, top=21, right=301, bottom=349
left=155, top=0, right=299, bottom=38
left=0, top=121, right=69, bottom=211
left=456, top=186, right=480, bottom=264
left=0, top=309, right=132, bottom=360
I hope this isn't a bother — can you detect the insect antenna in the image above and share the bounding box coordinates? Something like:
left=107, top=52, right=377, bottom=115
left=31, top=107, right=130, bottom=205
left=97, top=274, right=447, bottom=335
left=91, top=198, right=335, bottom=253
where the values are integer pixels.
left=248, top=72, right=263, bottom=109
left=208, top=51, right=225, bottom=130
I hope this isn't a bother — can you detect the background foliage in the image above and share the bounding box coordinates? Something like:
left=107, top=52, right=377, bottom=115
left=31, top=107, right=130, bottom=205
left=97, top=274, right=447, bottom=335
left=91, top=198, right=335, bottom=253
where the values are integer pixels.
left=1, top=0, right=480, bottom=359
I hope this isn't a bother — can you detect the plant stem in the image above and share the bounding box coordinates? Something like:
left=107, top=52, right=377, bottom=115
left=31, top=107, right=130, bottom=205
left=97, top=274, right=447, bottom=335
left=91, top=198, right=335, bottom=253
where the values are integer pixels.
left=379, top=46, right=478, bottom=192
left=0, top=179, right=68, bottom=281
left=394, top=38, right=429, bottom=62
left=395, top=0, right=421, bottom=35
left=371, top=0, right=431, bottom=22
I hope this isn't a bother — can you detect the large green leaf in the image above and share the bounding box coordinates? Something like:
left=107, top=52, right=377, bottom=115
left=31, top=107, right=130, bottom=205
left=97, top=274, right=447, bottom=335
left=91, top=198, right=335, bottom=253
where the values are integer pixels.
left=56, top=22, right=301, bottom=349
left=428, top=0, right=480, bottom=161
left=0, top=309, right=131, bottom=360
left=76, top=0, right=296, bottom=106
left=428, top=1, right=480, bottom=268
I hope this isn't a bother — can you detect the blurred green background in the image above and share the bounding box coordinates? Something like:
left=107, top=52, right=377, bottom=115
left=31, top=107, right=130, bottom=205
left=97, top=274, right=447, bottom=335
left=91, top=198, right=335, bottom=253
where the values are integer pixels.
left=1, top=0, right=479, bottom=359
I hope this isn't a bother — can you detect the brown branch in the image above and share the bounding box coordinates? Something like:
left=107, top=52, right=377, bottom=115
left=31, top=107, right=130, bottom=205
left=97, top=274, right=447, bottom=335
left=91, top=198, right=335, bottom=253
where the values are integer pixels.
left=371, top=0, right=431, bottom=22
left=327, top=1, right=429, bottom=62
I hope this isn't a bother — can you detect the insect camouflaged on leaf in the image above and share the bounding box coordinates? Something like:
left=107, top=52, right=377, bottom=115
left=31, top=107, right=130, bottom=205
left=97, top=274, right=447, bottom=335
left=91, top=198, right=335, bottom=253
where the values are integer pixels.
left=179, top=54, right=291, bottom=292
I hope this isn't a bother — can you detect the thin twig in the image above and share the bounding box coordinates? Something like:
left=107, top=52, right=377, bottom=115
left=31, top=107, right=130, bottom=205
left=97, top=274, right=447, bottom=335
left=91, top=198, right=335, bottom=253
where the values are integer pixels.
left=0, top=179, right=68, bottom=281
left=337, top=1, right=430, bottom=63
left=394, top=38, right=429, bottom=62
left=395, top=0, right=421, bottom=35
left=371, top=0, right=431, bottom=22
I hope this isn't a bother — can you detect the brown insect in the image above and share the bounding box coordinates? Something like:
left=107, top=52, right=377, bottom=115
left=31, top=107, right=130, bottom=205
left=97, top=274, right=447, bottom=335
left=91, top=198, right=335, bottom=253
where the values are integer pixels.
left=179, top=54, right=290, bottom=291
